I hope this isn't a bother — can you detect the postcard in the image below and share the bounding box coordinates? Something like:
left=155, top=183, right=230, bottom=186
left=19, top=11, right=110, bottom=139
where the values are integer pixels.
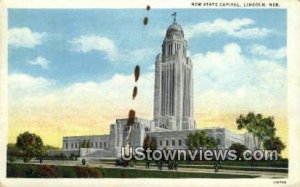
left=0, top=0, right=300, bottom=186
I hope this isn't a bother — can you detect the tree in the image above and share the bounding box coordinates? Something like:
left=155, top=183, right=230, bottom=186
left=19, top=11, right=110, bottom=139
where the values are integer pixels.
left=7, top=143, right=21, bottom=156
left=263, top=136, right=286, bottom=156
left=7, top=143, right=21, bottom=162
left=16, top=131, right=44, bottom=162
left=186, top=130, right=218, bottom=150
left=229, top=143, right=247, bottom=159
left=236, top=112, right=276, bottom=149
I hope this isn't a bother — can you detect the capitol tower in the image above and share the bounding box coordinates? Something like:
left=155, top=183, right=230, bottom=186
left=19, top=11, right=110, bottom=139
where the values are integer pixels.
left=153, top=15, right=195, bottom=131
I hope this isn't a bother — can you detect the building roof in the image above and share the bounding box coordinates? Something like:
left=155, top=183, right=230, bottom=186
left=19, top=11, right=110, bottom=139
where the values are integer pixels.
left=165, top=22, right=184, bottom=38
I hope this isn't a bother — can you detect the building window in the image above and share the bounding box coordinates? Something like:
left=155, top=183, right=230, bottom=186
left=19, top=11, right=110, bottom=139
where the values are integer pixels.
left=172, top=140, right=175, bottom=146
left=104, top=142, right=107, bottom=148
left=160, top=140, right=162, bottom=146
left=166, top=140, right=169, bottom=146
left=100, top=142, right=102, bottom=148
left=65, top=143, right=68, bottom=149
left=96, top=142, right=98, bottom=148
left=178, top=139, right=182, bottom=146
left=71, top=143, right=73, bottom=148
left=90, top=142, right=93, bottom=148
left=75, top=143, right=78, bottom=148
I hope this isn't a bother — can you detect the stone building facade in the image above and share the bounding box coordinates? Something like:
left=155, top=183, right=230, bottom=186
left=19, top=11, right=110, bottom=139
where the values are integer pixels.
left=154, top=20, right=195, bottom=131
left=56, top=18, right=254, bottom=159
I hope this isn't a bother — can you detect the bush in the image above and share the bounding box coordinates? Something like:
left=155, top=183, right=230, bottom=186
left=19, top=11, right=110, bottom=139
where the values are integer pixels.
left=82, top=159, right=86, bottom=165
left=7, top=164, right=22, bottom=177
left=74, top=166, right=102, bottom=178
left=26, top=165, right=61, bottom=178
left=8, top=156, right=16, bottom=163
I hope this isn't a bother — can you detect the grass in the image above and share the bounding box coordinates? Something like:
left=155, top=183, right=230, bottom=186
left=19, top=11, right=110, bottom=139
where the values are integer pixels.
left=101, top=168, right=257, bottom=178
left=7, top=163, right=258, bottom=178
left=178, top=165, right=288, bottom=173
left=100, top=159, right=288, bottom=168
left=131, top=163, right=288, bottom=173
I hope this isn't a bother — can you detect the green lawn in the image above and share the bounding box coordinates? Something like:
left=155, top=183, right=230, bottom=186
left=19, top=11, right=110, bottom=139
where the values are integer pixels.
left=7, top=163, right=258, bottom=178
left=100, top=159, right=288, bottom=168
left=101, top=168, right=257, bottom=178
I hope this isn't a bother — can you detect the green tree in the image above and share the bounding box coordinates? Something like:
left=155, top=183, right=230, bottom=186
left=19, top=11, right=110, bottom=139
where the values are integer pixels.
left=229, top=143, right=248, bottom=159
left=7, top=143, right=21, bottom=162
left=236, top=112, right=276, bottom=149
left=16, top=131, right=44, bottom=162
left=186, top=130, right=218, bottom=150
left=263, top=136, right=286, bottom=156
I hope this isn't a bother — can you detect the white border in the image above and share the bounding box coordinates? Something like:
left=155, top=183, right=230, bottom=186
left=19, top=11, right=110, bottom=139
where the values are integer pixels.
left=1, top=0, right=300, bottom=186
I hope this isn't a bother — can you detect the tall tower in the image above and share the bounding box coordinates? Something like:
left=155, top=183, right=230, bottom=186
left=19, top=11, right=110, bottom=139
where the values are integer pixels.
left=153, top=16, right=195, bottom=131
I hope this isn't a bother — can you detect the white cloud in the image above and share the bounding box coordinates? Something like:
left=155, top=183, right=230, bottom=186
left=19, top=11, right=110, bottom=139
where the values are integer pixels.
left=28, top=56, right=50, bottom=69
left=192, top=43, right=286, bottom=113
left=230, top=28, right=270, bottom=39
left=70, top=35, right=119, bottom=61
left=70, top=35, right=156, bottom=64
left=9, top=73, right=53, bottom=94
left=9, top=71, right=154, bottom=120
left=62, top=72, right=154, bottom=115
left=185, top=18, right=271, bottom=40
left=250, top=44, right=286, bottom=60
left=9, top=27, right=47, bottom=48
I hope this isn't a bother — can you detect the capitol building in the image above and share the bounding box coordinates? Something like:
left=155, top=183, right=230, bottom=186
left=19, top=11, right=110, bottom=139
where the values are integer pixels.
left=53, top=18, right=255, bottom=159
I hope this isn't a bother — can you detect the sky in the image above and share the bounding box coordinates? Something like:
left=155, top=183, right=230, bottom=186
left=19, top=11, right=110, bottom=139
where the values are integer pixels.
left=8, top=9, right=287, bottom=157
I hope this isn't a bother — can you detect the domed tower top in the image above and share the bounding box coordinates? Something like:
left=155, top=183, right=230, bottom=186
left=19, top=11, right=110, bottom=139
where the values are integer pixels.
left=165, top=22, right=184, bottom=39
left=162, top=12, right=187, bottom=58
left=165, top=12, right=184, bottom=40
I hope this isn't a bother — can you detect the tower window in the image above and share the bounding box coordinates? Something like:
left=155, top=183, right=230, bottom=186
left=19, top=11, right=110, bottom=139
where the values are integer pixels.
left=166, top=140, right=169, bottom=146
left=178, top=139, right=182, bottom=146
left=172, top=140, right=175, bottom=146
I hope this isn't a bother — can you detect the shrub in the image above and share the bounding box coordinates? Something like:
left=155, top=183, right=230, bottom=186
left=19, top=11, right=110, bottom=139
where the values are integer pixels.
left=8, top=156, right=16, bottom=163
left=26, top=165, right=61, bottom=178
left=7, top=164, right=22, bottom=177
left=74, top=166, right=102, bottom=178
left=81, top=159, right=86, bottom=165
